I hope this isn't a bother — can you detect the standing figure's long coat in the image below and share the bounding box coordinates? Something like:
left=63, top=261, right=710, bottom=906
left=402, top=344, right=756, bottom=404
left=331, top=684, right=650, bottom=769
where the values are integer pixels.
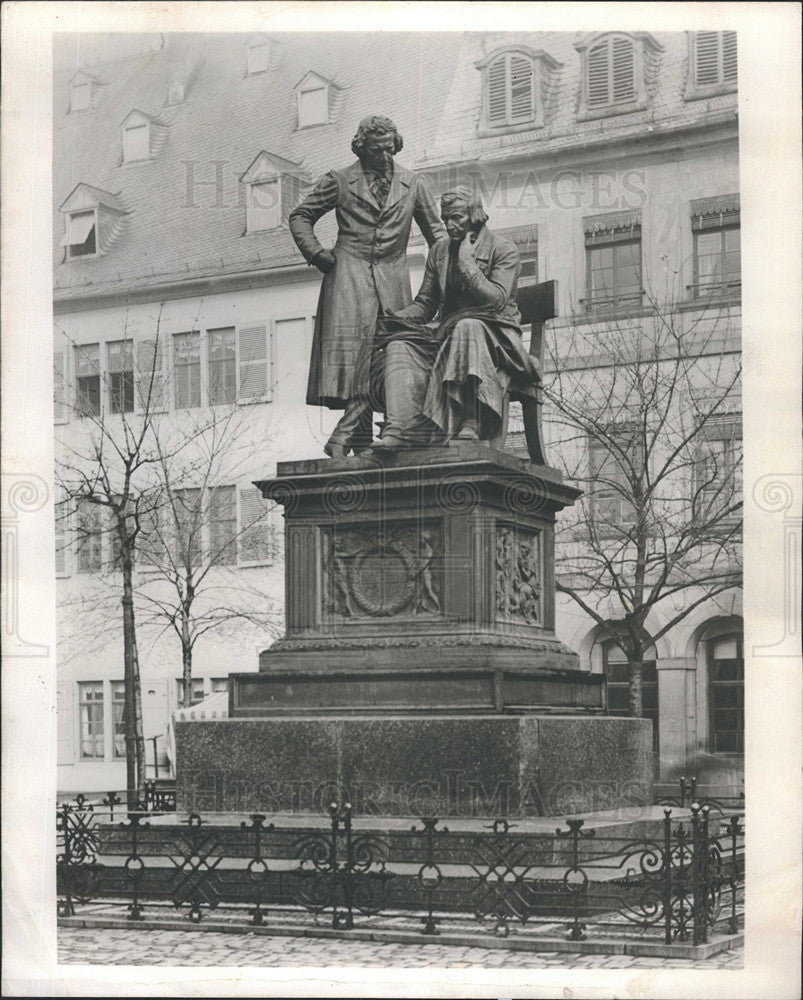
left=288, top=160, right=445, bottom=409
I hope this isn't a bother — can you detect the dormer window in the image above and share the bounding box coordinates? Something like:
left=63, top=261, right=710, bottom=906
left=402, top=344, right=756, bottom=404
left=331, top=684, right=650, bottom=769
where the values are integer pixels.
left=246, top=34, right=271, bottom=75
left=59, top=183, right=128, bottom=261
left=295, top=72, right=329, bottom=128
left=70, top=71, right=98, bottom=113
left=64, top=210, right=97, bottom=259
left=685, top=31, right=738, bottom=100
left=575, top=32, right=663, bottom=120
left=122, top=113, right=150, bottom=162
left=247, top=177, right=281, bottom=232
left=475, top=46, right=559, bottom=134
left=240, top=151, right=308, bottom=234
left=73, top=81, right=91, bottom=111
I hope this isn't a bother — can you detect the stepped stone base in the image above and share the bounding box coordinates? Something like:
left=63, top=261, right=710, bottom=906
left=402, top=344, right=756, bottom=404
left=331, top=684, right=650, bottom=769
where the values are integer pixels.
left=175, top=713, right=653, bottom=817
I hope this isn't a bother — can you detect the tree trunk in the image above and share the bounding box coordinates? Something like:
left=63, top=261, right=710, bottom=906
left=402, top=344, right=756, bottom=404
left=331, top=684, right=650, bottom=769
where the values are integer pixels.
left=628, top=658, right=644, bottom=717
left=121, top=560, right=140, bottom=809
left=121, top=539, right=146, bottom=808
left=132, top=638, right=146, bottom=796
left=181, top=611, right=193, bottom=709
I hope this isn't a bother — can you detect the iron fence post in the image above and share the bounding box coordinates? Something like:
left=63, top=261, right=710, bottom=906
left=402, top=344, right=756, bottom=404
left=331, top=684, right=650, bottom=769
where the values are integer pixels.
left=328, top=802, right=342, bottom=929
left=662, top=807, right=673, bottom=944
left=242, top=813, right=274, bottom=927
left=123, top=810, right=148, bottom=921
left=417, top=817, right=442, bottom=936
left=341, top=802, right=355, bottom=930
left=701, top=805, right=711, bottom=943
left=727, top=814, right=741, bottom=934
left=58, top=804, right=75, bottom=917
left=556, top=818, right=589, bottom=942
left=690, top=802, right=704, bottom=946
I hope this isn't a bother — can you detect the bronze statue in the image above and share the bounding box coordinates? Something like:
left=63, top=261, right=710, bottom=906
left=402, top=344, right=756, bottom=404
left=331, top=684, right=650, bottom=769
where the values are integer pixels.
left=288, top=115, right=446, bottom=457
left=372, top=187, right=540, bottom=450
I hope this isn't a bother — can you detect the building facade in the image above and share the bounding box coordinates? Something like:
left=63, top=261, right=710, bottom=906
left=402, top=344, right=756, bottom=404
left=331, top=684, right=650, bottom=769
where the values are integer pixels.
left=54, top=30, right=742, bottom=793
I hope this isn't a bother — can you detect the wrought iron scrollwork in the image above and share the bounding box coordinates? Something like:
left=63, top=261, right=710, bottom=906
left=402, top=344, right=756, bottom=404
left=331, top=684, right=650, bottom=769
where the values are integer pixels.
left=169, top=814, right=223, bottom=922
left=469, top=818, right=545, bottom=938
left=292, top=802, right=392, bottom=929
left=57, top=797, right=101, bottom=915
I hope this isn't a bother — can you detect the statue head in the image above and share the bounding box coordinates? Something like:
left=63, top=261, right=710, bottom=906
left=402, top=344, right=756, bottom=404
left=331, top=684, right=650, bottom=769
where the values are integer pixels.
left=351, top=115, right=403, bottom=174
left=440, top=187, right=489, bottom=243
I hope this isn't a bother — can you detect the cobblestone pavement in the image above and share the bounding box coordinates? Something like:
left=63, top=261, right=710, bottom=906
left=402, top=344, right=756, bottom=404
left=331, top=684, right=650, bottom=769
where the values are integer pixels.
left=59, top=926, right=743, bottom=969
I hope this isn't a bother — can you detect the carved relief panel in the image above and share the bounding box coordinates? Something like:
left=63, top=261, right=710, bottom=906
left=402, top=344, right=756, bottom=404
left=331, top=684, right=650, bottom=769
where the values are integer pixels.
left=495, top=524, right=542, bottom=626
left=322, top=521, right=442, bottom=620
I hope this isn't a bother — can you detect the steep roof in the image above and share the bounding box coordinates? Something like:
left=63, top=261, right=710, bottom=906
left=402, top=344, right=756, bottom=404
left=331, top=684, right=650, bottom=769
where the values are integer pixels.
left=54, top=30, right=737, bottom=300
left=53, top=31, right=463, bottom=297
left=418, top=31, right=738, bottom=166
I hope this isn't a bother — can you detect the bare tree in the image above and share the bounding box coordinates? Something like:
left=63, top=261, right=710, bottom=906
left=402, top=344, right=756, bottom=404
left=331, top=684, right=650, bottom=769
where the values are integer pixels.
left=544, top=287, right=742, bottom=718
left=55, top=307, right=171, bottom=806
left=56, top=305, right=283, bottom=781
left=133, top=403, right=283, bottom=709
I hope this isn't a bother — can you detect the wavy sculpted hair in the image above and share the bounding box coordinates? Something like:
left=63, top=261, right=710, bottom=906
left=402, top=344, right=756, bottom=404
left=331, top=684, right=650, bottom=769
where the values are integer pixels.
left=440, top=186, right=489, bottom=230
left=351, top=115, right=404, bottom=158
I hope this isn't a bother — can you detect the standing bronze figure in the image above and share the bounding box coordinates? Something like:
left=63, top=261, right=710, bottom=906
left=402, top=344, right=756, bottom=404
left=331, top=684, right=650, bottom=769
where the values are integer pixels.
left=288, top=115, right=446, bottom=457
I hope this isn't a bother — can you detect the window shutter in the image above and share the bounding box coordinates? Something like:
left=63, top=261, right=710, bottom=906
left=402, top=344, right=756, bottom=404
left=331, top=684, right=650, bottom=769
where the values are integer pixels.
left=56, top=687, right=74, bottom=765
left=239, top=487, right=272, bottom=564
left=722, top=31, right=737, bottom=83
left=238, top=325, right=271, bottom=402
left=509, top=55, right=534, bottom=122
left=695, top=31, right=720, bottom=86
left=587, top=42, right=610, bottom=107
left=54, top=349, right=67, bottom=422
left=487, top=56, right=508, bottom=125
left=611, top=37, right=635, bottom=104
left=55, top=494, right=70, bottom=576
left=136, top=339, right=167, bottom=413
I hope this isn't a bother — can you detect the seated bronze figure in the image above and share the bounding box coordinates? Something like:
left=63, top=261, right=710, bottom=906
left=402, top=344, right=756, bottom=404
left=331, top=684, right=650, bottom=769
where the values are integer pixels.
left=372, top=187, right=540, bottom=451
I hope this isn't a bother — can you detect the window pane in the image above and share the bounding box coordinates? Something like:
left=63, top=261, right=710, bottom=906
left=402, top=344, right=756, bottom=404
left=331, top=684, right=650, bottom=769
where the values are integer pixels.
left=708, top=636, right=744, bottom=753
left=247, top=42, right=269, bottom=74
left=173, top=489, right=203, bottom=564
left=77, top=501, right=103, bottom=573
left=208, top=328, right=237, bottom=405
left=248, top=180, right=281, bottom=232
left=108, top=341, right=135, bottom=414
left=79, top=681, right=104, bottom=758
left=211, top=678, right=228, bottom=693
left=173, top=332, right=201, bottom=408
left=111, top=681, right=126, bottom=758
left=298, top=86, right=327, bottom=127
left=123, top=124, right=149, bottom=161
left=73, top=82, right=91, bottom=111
left=210, top=486, right=237, bottom=565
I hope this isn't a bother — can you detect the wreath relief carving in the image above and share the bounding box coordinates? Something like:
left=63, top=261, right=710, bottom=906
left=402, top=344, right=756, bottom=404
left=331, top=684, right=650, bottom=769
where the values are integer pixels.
left=323, top=523, right=442, bottom=619
left=496, top=524, right=542, bottom=625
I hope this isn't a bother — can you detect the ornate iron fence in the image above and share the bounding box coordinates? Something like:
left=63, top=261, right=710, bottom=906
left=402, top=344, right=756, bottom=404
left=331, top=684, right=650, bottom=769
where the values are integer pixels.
left=57, top=796, right=743, bottom=947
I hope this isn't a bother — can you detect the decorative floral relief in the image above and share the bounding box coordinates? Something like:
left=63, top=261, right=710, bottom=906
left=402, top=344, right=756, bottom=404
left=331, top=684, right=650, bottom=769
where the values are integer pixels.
left=323, top=523, right=441, bottom=619
left=496, top=525, right=542, bottom=625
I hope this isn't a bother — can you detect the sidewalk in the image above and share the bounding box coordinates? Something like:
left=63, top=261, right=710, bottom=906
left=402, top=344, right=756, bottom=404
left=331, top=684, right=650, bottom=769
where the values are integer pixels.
left=59, top=924, right=743, bottom=969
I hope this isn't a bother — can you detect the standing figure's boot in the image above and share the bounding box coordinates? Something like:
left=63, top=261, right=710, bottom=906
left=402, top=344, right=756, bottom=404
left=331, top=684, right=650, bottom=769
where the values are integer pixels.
left=324, top=398, right=374, bottom=457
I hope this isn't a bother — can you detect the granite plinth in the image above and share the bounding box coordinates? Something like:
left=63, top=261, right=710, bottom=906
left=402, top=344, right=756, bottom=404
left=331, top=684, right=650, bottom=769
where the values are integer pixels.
left=175, top=714, right=653, bottom=817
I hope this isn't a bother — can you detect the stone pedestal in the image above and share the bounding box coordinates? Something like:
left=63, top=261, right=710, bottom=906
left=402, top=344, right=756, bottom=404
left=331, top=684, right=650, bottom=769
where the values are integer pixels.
left=174, top=444, right=655, bottom=816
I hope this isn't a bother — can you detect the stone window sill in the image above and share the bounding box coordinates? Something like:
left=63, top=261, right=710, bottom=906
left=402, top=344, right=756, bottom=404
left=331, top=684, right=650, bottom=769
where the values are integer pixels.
left=576, top=100, right=648, bottom=122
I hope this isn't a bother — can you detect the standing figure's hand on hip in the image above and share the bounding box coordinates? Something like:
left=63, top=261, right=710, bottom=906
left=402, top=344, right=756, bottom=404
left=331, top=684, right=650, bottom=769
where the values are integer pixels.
left=313, top=249, right=336, bottom=274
